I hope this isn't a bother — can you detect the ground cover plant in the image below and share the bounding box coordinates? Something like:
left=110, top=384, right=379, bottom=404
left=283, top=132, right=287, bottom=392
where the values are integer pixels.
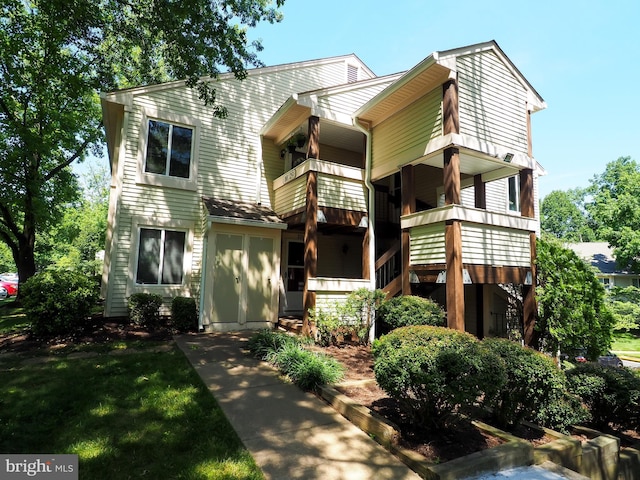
left=0, top=346, right=264, bottom=480
left=248, top=329, right=344, bottom=391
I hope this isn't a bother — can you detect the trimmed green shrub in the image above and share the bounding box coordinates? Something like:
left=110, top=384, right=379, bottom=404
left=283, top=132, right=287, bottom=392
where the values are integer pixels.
left=128, top=293, right=163, bottom=327
left=22, top=270, right=99, bottom=337
left=372, top=326, right=504, bottom=428
left=376, top=295, right=445, bottom=334
left=171, top=296, right=198, bottom=332
left=566, top=363, right=640, bottom=430
left=482, top=337, right=585, bottom=430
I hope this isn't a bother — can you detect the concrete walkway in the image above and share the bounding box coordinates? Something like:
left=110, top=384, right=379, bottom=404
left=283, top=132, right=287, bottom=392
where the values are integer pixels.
left=174, top=332, right=421, bottom=480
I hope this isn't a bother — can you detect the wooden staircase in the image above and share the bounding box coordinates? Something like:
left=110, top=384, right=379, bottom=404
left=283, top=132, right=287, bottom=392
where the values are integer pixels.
left=375, top=240, right=402, bottom=299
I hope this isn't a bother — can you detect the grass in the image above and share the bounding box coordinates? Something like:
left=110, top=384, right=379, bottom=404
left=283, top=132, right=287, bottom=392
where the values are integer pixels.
left=0, top=298, right=28, bottom=334
left=612, top=331, right=640, bottom=362
left=0, top=346, right=264, bottom=479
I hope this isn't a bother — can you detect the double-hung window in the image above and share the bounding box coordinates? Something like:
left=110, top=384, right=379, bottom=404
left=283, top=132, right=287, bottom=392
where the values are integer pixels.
left=136, top=228, right=186, bottom=285
left=138, top=109, right=200, bottom=190
left=145, top=120, right=193, bottom=178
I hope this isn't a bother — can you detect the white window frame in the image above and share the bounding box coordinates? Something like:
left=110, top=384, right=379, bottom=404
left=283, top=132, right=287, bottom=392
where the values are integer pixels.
left=128, top=217, right=194, bottom=297
left=137, top=107, right=200, bottom=191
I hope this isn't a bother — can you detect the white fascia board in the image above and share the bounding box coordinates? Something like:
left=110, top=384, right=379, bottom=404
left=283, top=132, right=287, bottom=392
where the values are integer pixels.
left=307, top=277, right=371, bottom=292
left=259, top=94, right=299, bottom=135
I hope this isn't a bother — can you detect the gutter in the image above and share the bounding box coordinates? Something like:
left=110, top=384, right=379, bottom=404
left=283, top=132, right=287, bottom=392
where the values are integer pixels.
left=353, top=116, right=376, bottom=342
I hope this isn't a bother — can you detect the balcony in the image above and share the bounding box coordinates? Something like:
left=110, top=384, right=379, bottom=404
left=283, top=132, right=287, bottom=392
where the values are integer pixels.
left=401, top=204, right=538, bottom=269
left=273, top=159, right=368, bottom=219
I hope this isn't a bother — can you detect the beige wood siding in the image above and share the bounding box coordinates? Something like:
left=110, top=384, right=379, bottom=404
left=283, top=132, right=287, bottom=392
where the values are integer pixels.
left=458, top=50, right=528, bottom=154
left=274, top=176, right=307, bottom=215
left=409, top=223, right=446, bottom=265
left=461, top=224, right=530, bottom=266
left=317, top=174, right=367, bottom=212
left=105, top=58, right=357, bottom=317
left=318, top=82, right=392, bottom=121
left=371, top=87, right=442, bottom=181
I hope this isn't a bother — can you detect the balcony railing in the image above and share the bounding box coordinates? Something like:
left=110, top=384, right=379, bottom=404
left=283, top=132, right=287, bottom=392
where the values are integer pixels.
left=273, top=159, right=367, bottom=217
left=400, top=204, right=538, bottom=268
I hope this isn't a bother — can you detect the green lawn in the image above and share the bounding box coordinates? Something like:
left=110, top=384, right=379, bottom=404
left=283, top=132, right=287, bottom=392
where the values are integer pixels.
left=611, top=331, right=640, bottom=361
left=0, top=298, right=28, bottom=334
left=0, top=346, right=264, bottom=479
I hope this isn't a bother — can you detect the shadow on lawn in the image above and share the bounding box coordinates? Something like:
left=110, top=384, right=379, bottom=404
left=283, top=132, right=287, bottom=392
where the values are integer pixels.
left=0, top=348, right=263, bottom=479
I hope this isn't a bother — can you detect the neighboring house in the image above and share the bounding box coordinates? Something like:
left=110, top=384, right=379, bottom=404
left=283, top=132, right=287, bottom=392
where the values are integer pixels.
left=100, top=40, right=546, bottom=344
left=568, top=242, right=640, bottom=289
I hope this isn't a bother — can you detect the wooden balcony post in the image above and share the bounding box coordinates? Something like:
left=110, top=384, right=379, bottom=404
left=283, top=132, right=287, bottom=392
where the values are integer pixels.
left=443, top=147, right=460, bottom=205
left=523, top=232, right=538, bottom=347
left=307, top=115, right=320, bottom=159
left=401, top=165, right=415, bottom=294
left=445, top=220, right=465, bottom=331
left=443, top=78, right=459, bottom=136
left=302, top=170, right=318, bottom=335
left=474, top=174, right=486, bottom=209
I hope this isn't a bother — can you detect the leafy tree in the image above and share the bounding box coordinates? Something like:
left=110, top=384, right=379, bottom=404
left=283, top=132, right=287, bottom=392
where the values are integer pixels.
left=586, top=156, right=640, bottom=271
left=0, top=0, right=285, bottom=290
left=607, top=286, right=640, bottom=331
left=536, top=236, right=615, bottom=359
left=540, top=189, right=596, bottom=241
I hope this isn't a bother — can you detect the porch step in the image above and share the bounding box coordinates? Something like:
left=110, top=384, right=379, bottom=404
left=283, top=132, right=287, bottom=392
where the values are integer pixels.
left=276, top=316, right=303, bottom=334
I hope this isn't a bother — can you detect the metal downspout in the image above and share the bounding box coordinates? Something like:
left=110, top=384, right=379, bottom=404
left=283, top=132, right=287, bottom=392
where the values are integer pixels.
left=354, top=118, right=376, bottom=342
left=198, top=220, right=210, bottom=331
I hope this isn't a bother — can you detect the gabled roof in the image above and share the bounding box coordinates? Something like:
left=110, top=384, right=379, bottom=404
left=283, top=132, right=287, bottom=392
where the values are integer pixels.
left=354, top=40, right=546, bottom=128
left=567, top=242, right=630, bottom=275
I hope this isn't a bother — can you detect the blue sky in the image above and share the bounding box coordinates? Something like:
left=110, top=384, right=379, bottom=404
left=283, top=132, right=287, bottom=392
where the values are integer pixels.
left=246, top=0, right=640, bottom=199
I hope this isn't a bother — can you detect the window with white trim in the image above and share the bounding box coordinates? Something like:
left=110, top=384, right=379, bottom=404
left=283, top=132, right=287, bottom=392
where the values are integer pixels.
left=136, top=228, right=186, bottom=285
left=508, top=175, right=520, bottom=213
left=145, top=120, right=193, bottom=178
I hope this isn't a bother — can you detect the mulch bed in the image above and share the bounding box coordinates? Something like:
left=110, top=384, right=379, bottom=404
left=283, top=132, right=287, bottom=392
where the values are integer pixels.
left=312, top=342, right=640, bottom=463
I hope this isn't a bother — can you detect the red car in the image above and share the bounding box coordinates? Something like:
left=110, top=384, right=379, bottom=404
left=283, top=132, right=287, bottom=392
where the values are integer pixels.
left=0, top=279, right=17, bottom=297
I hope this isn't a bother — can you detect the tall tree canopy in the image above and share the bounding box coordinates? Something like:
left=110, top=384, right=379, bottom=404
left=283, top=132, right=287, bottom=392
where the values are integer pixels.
left=540, top=189, right=596, bottom=242
left=0, top=0, right=285, bottom=286
left=536, top=236, right=614, bottom=359
left=586, top=156, right=640, bottom=272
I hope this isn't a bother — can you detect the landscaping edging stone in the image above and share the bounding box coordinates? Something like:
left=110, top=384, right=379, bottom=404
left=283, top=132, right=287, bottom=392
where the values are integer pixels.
left=319, top=382, right=533, bottom=479
left=321, top=380, right=639, bottom=480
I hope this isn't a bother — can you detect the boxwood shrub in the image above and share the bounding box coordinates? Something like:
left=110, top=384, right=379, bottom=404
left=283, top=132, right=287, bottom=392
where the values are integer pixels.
left=376, top=295, right=445, bottom=335
left=128, top=293, right=163, bottom=327
left=372, top=325, right=504, bottom=428
left=481, top=337, right=586, bottom=431
left=171, top=296, right=198, bottom=332
left=22, top=270, right=99, bottom=337
left=566, top=362, right=640, bottom=430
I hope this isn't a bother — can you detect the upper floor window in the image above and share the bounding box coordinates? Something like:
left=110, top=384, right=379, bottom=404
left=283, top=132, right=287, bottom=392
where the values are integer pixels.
left=145, top=120, right=193, bottom=178
left=136, top=227, right=186, bottom=285
left=508, top=175, right=520, bottom=213
left=137, top=108, right=200, bottom=191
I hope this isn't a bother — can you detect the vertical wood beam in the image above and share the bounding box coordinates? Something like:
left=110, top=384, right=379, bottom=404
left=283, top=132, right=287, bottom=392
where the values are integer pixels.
left=307, top=115, right=320, bottom=159
left=401, top=165, right=415, bottom=294
left=520, top=168, right=535, bottom=219
left=362, top=225, right=370, bottom=280
left=523, top=232, right=538, bottom=347
left=474, top=174, right=486, bottom=209
left=445, top=220, right=465, bottom=331
left=443, top=78, right=459, bottom=135
left=476, top=284, right=484, bottom=339
left=302, top=171, right=318, bottom=335
left=444, top=147, right=461, bottom=205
